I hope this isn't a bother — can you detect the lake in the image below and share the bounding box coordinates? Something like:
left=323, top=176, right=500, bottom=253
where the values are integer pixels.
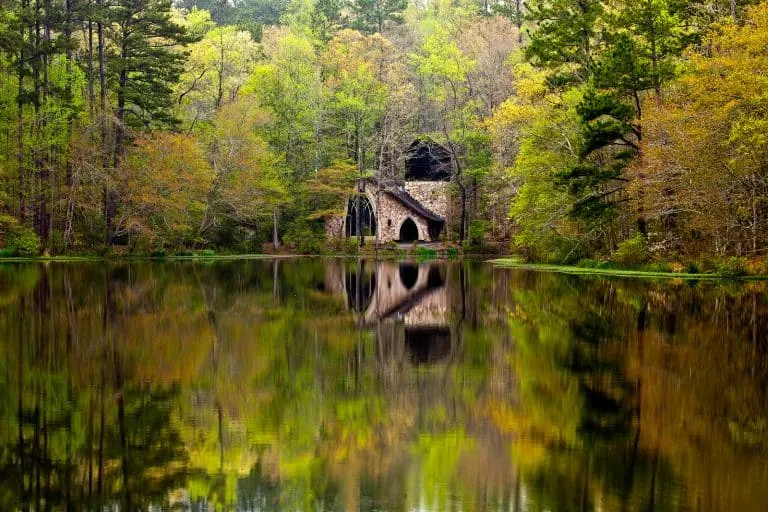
left=0, top=258, right=767, bottom=511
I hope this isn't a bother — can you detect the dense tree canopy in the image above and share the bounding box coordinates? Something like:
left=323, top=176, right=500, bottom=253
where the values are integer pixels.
left=0, top=0, right=766, bottom=265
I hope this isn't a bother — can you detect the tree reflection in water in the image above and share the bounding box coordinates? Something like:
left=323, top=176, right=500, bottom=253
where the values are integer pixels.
left=0, top=259, right=766, bottom=511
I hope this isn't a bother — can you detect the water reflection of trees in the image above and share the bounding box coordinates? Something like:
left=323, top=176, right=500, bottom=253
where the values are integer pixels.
left=0, top=261, right=766, bottom=510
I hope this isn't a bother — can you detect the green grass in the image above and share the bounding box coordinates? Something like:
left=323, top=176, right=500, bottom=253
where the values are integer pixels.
left=491, top=259, right=768, bottom=281
left=0, top=253, right=284, bottom=263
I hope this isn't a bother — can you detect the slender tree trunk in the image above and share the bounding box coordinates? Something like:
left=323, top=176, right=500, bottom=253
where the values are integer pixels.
left=273, top=207, right=280, bottom=250
left=357, top=123, right=364, bottom=247
left=114, top=351, right=131, bottom=510
left=33, top=0, right=49, bottom=247
left=17, top=0, right=26, bottom=222
left=87, top=7, right=95, bottom=114
left=17, top=295, right=26, bottom=505
left=97, top=0, right=112, bottom=247
left=752, top=193, right=757, bottom=253
left=96, top=368, right=104, bottom=495
left=216, top=31, right=224, bottom=108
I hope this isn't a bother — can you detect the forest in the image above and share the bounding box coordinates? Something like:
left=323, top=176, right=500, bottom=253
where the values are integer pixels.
left=0, top=0, right=767, bottom=265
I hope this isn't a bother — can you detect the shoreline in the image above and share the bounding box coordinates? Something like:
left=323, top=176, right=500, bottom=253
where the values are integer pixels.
left=491, top=259, right=768, bottom=281
left=3, top=254, right=766, bottom=281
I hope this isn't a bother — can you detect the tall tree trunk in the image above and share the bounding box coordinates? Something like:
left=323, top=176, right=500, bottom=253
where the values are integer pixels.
left=17, top=0, right=26, bottom=222
left=273, top=207, right=280, bottom=250
left=32, top=0, right=49, bottom=247
left=97, top=0, right=112, bottom=247
left=64, top=0, right=76, bottom=247
left=87, top=4, right=95, bottom=115
left=357, top=123, right=364, bottom=247
left=108, top=55, right=127, bottom=245
left=216, top=31, right=224, bottom=108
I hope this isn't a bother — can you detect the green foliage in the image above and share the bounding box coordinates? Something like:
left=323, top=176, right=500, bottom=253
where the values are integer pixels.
left=0, top=216, right=41, bottom=257
left=383, top=240, right=399, bottom=252
left=0, top=0, right=756, bottom=263
left=646, top=260, right=673, bottom=273
left=557, top=88, right=638, bottom=225
left=283, top=220, right=324, bottom=254
left=685, top=262, right=700, bottom=274
left=612, top=234, right=649, bottom=267
left=414, top=246, right=437, bottom=260
left=467, top=220, right=490, bottom=248
left=525, top=0, right=604, bottom=85
left=110, top=0, right=195, bottom=130
left=322, top=236, right=360, bottom=254
left=715, top=257, right=748, bottom=278
left=347, top=0, right=406, bottom=34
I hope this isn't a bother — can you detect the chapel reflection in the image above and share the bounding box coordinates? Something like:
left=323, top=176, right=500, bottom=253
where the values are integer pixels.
left=325, top=260, right=458, bottom=365
left=2, top=260, right=768, bottom=511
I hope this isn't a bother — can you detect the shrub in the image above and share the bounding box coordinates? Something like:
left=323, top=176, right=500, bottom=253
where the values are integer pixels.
left=321, top=236, right=360, bottom=254
left=612, top=234, right=650, bottom=267
left=298, top=236, right=323, bottom=254
left=382, top=240, right=399, bottom=252
left=578, top=258, right=599, bottom=268
left=344, top=238, right=360, bottom=254
left=415, top=246, right=437, bottom=260
left=697, top=256, right=719, bottom=274
left=685, top=262, right=700, bottom=274
left=646, top=261, right=673, bottom=273
left=50, top=230, right=66, bottom=254
left=446, top=246, right=459, bottom=260
left=199, top=249, right=216, bottom=257
left=283, top=221, right=323, bottom=254
left=466, top=220, right=490, bottom=249
left=0, top=215, right=41, bottom=257
left=716, top=257, right=748, bottom=278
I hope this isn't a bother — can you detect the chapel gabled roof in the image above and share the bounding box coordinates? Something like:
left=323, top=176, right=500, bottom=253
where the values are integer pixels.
left=364, top=177, right=445, bottom=223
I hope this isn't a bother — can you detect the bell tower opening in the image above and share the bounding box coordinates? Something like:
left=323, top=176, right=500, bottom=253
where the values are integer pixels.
left=405, top=140, right=452, bottom=181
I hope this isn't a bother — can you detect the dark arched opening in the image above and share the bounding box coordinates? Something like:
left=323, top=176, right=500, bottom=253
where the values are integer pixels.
left=399, top=218, right=419, bottom=242
left=345, top=263, right=376, bottom=312
left=427, top=221, right=444, bottom=242
left=426, top=266, right=445, bottom=289
left=345, top=194, right=376, bottom=237
left=405, top=327, right=452, bottom=364
left=399, top=264, right=419, bottom=290
left=405, top=140, right=452, bottom=181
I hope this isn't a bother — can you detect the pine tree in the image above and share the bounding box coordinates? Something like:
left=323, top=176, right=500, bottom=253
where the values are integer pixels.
left=347, top=0, right=407, bottom=34
left=525, top=0, right=605, bottom=86
left=104, top=0, right=194, bottom=244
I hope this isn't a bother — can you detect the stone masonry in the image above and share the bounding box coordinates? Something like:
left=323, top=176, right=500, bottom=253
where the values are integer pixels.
left=404, top=181, right=449, bottom=219
left=324, top=176, right=450, bottom=244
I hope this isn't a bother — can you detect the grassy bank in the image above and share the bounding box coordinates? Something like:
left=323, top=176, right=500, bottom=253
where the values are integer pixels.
left=491, top=259, right=768, bottom=280
left=0, top=253, right=287, bottom=263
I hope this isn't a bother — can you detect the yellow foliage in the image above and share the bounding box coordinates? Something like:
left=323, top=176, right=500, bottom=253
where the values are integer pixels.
left=120, top=132, right=214, bottom=249
left=632, top=4, right=768, bottom=253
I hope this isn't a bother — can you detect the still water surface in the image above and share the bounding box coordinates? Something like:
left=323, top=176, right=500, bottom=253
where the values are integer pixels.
left=1, top=258, right=767, bottom=511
